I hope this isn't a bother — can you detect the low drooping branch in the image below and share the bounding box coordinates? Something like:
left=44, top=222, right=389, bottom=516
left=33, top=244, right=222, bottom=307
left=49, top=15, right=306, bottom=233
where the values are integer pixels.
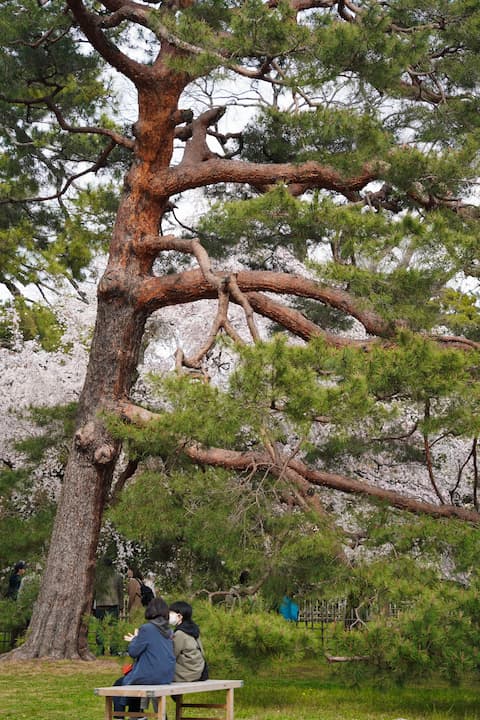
left=118, top=402, right=480, bottom=524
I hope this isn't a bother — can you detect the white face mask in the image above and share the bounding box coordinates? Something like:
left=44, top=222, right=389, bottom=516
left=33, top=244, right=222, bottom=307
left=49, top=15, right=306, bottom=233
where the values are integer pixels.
left=169, top=612, right=180, bottom=626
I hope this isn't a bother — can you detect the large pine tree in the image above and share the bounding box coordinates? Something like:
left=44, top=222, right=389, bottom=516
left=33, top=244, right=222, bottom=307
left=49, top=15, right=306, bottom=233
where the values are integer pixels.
left=1, top=0, right=479, bottom=658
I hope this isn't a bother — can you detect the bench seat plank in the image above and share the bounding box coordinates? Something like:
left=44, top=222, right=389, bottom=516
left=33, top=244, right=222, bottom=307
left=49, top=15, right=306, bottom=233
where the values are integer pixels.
left=95, top=680, right=243, bottom=698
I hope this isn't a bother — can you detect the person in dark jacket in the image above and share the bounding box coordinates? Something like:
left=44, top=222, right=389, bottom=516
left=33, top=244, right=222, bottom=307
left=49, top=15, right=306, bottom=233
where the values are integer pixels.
left=169, top=600, right=207, bottom=682
left=6, top=561, right=26, bottom=600
left=94, top=557, right=124, bottom=620
left=113, top=596, right=175, bottom=716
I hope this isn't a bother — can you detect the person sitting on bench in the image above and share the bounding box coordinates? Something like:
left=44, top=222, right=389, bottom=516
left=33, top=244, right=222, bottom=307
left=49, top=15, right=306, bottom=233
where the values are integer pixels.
left=169, top=600, right=208, bottom=682
left=113, top=596, right=175, bottom=717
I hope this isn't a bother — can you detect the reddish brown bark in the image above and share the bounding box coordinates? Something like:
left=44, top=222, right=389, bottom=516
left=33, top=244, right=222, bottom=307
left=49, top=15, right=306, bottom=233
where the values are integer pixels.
left=137, top=269, right=392, bottom=335
left=187, top=446, right=480, bottom=524
left=5, top=3, right=188, bottom=659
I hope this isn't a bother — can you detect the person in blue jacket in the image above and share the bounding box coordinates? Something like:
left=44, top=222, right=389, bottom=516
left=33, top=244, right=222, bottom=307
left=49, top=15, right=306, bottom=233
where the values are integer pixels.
left=279, top=594, right=299, bottom=622
left=113, top=596, right=175, bottom=716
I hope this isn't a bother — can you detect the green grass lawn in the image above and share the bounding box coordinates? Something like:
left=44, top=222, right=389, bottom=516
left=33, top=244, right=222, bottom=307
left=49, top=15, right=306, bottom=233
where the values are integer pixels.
left=0, top=659, right=477, bottom=720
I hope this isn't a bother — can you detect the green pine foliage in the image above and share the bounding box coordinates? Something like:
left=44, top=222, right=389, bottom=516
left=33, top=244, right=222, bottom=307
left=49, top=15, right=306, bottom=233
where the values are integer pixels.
left=193, top=601, right=324, bottom=675
left=108, top=462, right=344, bottom=597
left=0, top=1, right=122, bottom=346
left=337, top=582, right=480, bottom=684
left=13, top=298, right=67, bottom=353
left=241, top=107, right=391, bottom=172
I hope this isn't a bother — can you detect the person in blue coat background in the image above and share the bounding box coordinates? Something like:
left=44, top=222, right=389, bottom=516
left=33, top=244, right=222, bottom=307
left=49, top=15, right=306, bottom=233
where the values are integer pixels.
left=113, top=596, right=175, bottom=716
left=279, top=594, right=299, bottom=622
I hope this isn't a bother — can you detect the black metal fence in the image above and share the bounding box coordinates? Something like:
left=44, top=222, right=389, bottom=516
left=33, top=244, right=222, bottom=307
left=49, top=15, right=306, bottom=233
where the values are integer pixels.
left=297, top=598, right=414, bottom=643
left=0, top=629, right=15, bottom=653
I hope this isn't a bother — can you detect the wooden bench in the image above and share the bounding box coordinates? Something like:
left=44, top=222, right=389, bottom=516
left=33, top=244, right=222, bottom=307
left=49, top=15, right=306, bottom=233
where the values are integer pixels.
left=95, top=679, right=243, bottom=720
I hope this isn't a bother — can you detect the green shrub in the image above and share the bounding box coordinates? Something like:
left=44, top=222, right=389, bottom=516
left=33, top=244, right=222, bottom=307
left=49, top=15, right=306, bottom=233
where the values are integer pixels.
left=0, top=574, right=41, bottom=651
left=190, top=601, right=324, bottom=675
left=0, top=599, right=29, bottom=635
left=330, top=584, right=480, bottom=685
left=87, top=614, right=131, bottom=657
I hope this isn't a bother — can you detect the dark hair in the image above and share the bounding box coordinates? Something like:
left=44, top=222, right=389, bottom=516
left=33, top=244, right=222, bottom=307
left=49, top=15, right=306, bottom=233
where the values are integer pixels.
left=14, top=561, right=26, bottom=572
left=169, top=600, right=192, bottom=622
left=128, top=566, right=143, bottom=581
left=145, top=597, right=169, bottom=620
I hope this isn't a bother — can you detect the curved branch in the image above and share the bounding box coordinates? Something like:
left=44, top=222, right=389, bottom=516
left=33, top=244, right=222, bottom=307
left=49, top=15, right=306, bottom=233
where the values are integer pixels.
left=137, top=268, right=393, bottom=336
left=137, top=238, right=382, bottom=346
left=137, top=268, right=480, bottom=351
left=66, top=0, right=155, bottom=85
left=137, top=235, right=220, bottom=287
left=151, top=158, right=381, bottom=199
left=98, top=2, right=152, bottom=30
left=45, top=99, right=134, bottom=149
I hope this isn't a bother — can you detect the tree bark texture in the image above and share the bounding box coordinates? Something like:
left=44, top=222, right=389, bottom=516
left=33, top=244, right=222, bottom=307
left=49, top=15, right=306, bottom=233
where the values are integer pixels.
left=7, top=61, right=187, bottom=658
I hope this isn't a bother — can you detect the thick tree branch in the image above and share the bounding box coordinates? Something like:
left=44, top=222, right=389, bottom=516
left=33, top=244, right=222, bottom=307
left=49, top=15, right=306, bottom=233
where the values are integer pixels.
left=66, top=0, right=155, bottom=85
left=150, top=158, right=381, bottom=199
left=137, top=268, right=480, bottom=351
left=138, top=268, right=391, bottom=335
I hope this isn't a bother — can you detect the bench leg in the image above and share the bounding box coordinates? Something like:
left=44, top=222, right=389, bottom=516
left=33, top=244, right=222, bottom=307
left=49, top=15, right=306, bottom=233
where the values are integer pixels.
left=104, top=697, right=113, bottom=720
left=175, top=694, right=183, bottom=720
left=226, top=688, right=234, bottom=720
left=155, top=695, right=167, bottom=720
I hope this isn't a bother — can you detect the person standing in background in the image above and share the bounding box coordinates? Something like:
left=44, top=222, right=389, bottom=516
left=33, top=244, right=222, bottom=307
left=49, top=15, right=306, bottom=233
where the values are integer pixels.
left=126, top=566, right=143, bottom=616
left=6, top=561, right=26, bottom=600
left=94, top=558, right=123, bottom=619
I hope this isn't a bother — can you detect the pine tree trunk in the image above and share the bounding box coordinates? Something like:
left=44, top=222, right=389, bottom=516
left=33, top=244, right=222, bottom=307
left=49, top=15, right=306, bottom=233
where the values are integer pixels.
left=3, top=77, right=186, bottom=660
left=8, top=298, right=149, bottom=659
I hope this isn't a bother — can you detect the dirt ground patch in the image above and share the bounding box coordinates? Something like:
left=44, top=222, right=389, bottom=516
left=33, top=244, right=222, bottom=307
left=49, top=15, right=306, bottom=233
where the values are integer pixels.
left=0, top=658, right=120, bottom=676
